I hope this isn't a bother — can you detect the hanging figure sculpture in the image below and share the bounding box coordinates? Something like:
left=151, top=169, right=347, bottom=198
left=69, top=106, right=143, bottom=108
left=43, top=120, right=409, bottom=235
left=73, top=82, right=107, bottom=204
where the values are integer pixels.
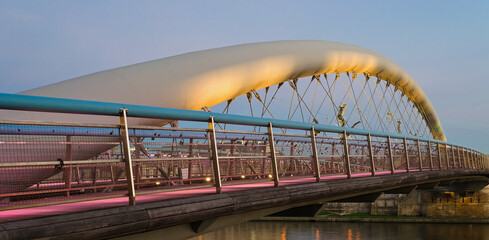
left=337, top=104, right=347, bottom=127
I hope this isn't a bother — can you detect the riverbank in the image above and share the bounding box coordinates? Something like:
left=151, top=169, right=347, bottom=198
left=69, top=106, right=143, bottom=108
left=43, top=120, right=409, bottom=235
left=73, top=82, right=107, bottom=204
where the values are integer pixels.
left=259, top=213, right=489, bottom=224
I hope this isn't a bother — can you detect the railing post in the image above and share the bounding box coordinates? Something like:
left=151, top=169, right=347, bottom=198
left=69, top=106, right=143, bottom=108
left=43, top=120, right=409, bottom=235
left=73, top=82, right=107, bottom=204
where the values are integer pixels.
left=469, top=150, right=475, bottom=169
left=462, top=148, right=467, bottom=169
left=451, top=145, right=456, bottom=169
left=208, top=116, right=222, bottom=193
left=403, top=138, right=410, bottom=173
left=119, top=109, right=136, bottom=206
left=267, top=122, right=280, bottom=187
left=477, top=152, right=482, bottom=169
left=445, top=144, right=450, bottom=169
left=64, top=135, right=73, bottom=196
left=437, top=143, right=442, bottom=170
left=417, top=140, right=423, bottom=171
left=342, top=130, right=352, bottom=179
left=310, top=126, right=321, bottom=182
left=477, top=153, right=480, bottom=169
left=367, top=133, right=375, bottom=176
left=428, top=141, right=433, bottom=171
left=455, top=147, right=459, bottom=169
left=387, top=136, right=395, bottom=175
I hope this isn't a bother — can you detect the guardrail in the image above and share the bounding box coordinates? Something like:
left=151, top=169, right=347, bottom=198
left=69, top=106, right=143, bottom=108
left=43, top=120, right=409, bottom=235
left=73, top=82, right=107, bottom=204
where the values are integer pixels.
left=0, top=93, right=487, bottom=209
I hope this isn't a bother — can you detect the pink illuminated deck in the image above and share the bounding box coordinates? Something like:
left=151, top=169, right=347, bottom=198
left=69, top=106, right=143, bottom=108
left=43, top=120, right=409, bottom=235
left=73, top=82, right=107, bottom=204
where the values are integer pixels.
left=0, top=170, right=432, bottom=223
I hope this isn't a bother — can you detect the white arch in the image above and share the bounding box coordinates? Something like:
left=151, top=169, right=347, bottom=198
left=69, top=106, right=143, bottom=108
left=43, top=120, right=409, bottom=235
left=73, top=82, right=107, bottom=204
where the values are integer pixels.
left=4, top=40, right=445, bottom=140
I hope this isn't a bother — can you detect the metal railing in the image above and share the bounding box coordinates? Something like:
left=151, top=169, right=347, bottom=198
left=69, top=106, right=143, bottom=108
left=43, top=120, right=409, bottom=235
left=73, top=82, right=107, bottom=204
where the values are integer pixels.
left=0, top=93, right=487, bottom=209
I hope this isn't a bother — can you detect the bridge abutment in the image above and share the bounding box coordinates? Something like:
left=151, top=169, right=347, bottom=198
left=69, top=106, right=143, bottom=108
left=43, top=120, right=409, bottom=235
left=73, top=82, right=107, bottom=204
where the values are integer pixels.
left=323, top=183, right=489, bottom=218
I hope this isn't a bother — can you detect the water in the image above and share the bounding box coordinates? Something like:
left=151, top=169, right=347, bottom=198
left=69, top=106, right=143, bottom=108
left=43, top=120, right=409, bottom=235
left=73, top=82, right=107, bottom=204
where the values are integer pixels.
left=189, top=221, right=489, bottom=240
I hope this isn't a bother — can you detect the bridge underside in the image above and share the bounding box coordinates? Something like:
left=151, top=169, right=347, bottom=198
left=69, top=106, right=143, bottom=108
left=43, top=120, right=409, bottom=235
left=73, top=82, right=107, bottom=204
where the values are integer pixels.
left=1, top=170, right=488, bottom=240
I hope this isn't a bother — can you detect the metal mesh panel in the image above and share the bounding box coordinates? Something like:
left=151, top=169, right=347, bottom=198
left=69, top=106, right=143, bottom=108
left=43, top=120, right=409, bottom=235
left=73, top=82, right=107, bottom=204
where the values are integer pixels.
left=0, top=122, right=125, bottom=209
left=274, top=133, right=315, bottom=179
left=347, top=136, right=371, bottom=174
left=316, top=134, right=345, bottom=175
left=369, top=137, right=386, bottom=172
left=215, top=131, right=272, bottom=183
left=128, top=127, right=213, bottom=194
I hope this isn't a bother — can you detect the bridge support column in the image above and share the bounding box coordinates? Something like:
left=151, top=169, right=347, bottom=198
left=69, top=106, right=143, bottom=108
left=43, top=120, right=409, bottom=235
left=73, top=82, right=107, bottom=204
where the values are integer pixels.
left=367, top=133, right=375, bottom=176
left=208, top=117, right=222, bottom=193
left=387, top=136, right=395, bottom=175
left=403, top=138, right=410, bottom=173
left=342, top=130, right=351, bottom=179
left=310, top=126, right=320, bottom=182
left=119, top=109, right=136, bottom=206
left=267, top=122, right=279, bottom=187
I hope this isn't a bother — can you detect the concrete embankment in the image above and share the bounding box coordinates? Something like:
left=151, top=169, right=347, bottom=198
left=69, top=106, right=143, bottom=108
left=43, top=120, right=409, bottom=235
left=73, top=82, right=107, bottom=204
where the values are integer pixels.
left=259, top=216, right=489, bottom=224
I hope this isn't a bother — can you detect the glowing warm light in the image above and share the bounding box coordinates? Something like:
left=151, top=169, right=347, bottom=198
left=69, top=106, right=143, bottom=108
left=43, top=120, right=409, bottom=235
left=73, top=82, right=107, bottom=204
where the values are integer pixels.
left=241, top=175, right=246, bottom=179
left=205, top=177, right=211, bottom=182
left=155, top=181, right=161, bottom=185
left=290, top=174, right=294, bottom=176
left=268, top=174, right=273, bottom=178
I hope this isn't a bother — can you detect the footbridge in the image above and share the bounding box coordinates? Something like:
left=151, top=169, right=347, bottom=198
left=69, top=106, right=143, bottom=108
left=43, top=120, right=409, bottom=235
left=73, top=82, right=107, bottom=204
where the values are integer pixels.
left=0, top=40, right=487, bottom=239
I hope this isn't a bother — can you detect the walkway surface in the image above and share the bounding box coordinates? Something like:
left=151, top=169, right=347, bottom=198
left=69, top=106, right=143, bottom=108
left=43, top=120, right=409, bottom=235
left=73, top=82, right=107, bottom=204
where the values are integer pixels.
left=0, top=170, right=413, bottom=223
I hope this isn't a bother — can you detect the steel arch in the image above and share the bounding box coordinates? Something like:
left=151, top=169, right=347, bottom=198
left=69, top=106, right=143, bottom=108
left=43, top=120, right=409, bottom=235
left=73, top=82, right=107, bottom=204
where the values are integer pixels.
left=5, top=40, right=445, bottom=140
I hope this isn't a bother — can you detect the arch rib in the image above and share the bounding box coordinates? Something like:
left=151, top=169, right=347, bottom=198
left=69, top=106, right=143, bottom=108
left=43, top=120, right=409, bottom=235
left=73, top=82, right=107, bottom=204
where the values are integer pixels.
left=4, top=40, right=445, bottom=140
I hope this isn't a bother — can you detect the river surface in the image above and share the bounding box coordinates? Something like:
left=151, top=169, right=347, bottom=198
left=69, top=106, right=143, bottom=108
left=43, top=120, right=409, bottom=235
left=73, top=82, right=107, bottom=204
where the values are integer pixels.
left=188, top=221, right=489, bottom=240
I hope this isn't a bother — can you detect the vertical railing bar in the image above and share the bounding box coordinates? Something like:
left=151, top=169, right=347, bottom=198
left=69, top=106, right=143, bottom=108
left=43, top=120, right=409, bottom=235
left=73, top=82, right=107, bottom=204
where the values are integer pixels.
left=387, top=136, right=395, bottom=175
left=417, top=139, right=422, bottom=171
left=264, top=123, right=281, bottom=186
left=476, top=153, right=479, bottom=169
left=267, top=122, right=280, bottom=187
left=310, top=126, right=321, bottom=182
left=64, top=135, right=73, bottom=197
left=463, top=148, right=468, bottom=169
left=451, top=145, right=456, bottom=169
left=445, top=144, right=450, bottom=169
left=343, top=130, right=351, bottom=179
left=208, top=116, right=222, bottom=193
left=403, top=138, right=410, bottom=173
left=367, top=133, right=375, bottom=176
left=428, top=141, right=433, bottom=171
left=469, top=149, right=475, bottom=169
left=119, top=108, right=136, bottom=206
left=437, top=143, right=442, bottom=170
left=477, top=152, right=482, bottom=169
left=457, top=147, right=462, bottom=169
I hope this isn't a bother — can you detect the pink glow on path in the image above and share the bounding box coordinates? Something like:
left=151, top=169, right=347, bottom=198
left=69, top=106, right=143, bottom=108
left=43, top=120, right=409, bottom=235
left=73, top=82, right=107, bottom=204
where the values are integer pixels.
left=0, top=170, right=424, bottom=223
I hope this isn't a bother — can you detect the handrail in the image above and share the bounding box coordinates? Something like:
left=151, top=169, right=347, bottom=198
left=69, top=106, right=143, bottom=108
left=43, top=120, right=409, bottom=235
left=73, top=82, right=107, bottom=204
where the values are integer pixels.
left=0, top=93, right=470, bottom=148
left=0, top=92, right=487, bottom=208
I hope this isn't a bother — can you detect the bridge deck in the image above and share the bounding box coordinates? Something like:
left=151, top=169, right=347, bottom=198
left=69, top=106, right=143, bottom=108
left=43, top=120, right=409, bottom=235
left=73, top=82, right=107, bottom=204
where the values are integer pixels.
left=0, top=170, right=409, bottom=223
left=0, top=169, right=487, bottom=240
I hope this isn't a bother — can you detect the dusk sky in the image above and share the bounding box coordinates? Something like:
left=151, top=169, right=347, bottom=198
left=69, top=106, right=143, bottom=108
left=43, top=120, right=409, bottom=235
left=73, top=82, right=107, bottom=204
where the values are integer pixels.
left=1, top=1, right=488, bottom=152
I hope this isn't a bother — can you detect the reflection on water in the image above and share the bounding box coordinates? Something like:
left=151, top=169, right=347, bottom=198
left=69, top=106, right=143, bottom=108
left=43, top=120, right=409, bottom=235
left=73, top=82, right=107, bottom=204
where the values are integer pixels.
left=188, top=221, right=489, bottom=240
